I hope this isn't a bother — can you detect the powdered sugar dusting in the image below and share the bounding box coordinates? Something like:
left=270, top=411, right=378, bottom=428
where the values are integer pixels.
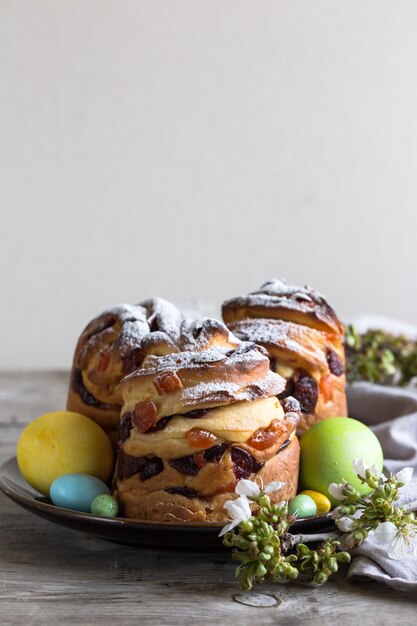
left=132, top=341, right=269, bottom=377
left=139, top=298, right=183, bottom=343
left=181, top=369, right=284, bottom=406
left=180, top=317, right=240, bottom=351
left=222, top=279, right=342, bottom=333
left=80, top=299, right=183, bottom=357
left=229, top=318, right=329, bottom=372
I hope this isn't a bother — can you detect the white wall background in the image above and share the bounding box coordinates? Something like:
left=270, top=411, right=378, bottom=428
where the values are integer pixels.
left=1, top=1, right=417, bottom=369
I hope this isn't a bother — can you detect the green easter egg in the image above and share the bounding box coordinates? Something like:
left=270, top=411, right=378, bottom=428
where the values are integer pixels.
left=90, top=494, right=119, bottom=517
left=300, top=417, right=383, bottom=505
left=288, top=494, right=317, bottom=518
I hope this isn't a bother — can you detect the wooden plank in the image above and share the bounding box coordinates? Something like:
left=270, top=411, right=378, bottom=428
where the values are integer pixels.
left=1, top=372, right=416, bottom=625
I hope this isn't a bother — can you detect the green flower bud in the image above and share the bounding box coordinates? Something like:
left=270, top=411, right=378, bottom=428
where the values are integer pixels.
left=241, top=520, right=254, bottom=533
left=258, top=495, right=271, bottom=508
left=343, top=484, right=360, bottom=499
left=314, top=571, right=328, bottom=585
left=255, top=563, right=267, bottom=578
left=336, top=551, right=351, bottom=563
left=328, top=558, right=338, bottom=573
left=352, top=530, right=366, bottom=543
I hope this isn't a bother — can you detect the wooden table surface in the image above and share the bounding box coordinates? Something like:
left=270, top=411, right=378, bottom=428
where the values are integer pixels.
left=1, top=372, right=416, bottom=626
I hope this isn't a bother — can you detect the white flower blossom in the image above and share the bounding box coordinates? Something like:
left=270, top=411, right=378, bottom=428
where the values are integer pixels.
left=394, top=467, right=413, bottom=485
left=331, top=506, right=343, bottom=520
left=235, top=479, right=286, bottom=499
left=374, top=521, right=417, bottom=560
left=335, top=516, right=355, bottom=532
left=235, top=479, right=261, bottom=499
left=352, top=458, right=369, bottom=479
left=328, top=483, right=346, bottom=501
left=219, top=497, right=252, bottom=537
left=264, top=481, right=286, bottom=494
left=352, top=458, right=384, bottom=480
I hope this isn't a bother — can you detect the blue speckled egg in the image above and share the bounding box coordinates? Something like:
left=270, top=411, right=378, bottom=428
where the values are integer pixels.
left=50, top=474, right=110, bottom=512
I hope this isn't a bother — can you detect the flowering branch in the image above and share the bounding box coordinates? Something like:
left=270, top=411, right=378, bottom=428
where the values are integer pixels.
left=330, top=460, right=417, bottom=556
left=220, top=462, right=416, bottom=590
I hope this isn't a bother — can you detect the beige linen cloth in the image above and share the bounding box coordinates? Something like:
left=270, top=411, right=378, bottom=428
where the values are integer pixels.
left=344, top=315, right=417, bottom=590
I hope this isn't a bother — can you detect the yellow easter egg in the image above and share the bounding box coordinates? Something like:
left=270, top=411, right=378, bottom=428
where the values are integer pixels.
left=299, top=490, right=331, bottom=514
left=17, top=411, right=114, bottom=496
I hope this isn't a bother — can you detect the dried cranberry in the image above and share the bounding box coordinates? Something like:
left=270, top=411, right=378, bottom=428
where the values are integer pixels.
left=203, top=442, right=229, bottom=463
left=141, top=457, right=164, bottom=481
left=278, top=378, right=295, bottom=400
left=169, top=455, right=200, bottom=476
left=183, top=408, right=210, bottom=419
left=326, top=349, right=345, bottom=376
left=117, top=451, right=146, bottom=480
left=146, top=414, right=173, bottom=433
left=231, top=447, right=263, bottom=479
left=165, top=487, right=199, bottom=498
left=293, top=375, right=318, bottom=413
left=118, top=413, right=132, bottom=444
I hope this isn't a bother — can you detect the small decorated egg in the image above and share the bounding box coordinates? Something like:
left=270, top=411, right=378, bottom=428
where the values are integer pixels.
left=299, top=490, right=331, bottom=514
left=288, top=494, right=317, bottom=518
left=50, top=474, right=110, bottom=512
left=91, top=494, right=119, bottom=517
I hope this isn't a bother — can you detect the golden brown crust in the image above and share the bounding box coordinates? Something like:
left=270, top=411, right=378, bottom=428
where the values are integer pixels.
left=179, top=318, right=240, bottom=352
left=113, top=323, right=300, bottom=523
left=222, top=279, right=344, bottom=335
left=66, top=299, right=183, bottom=440
left=121, top=342, right=286, bottom=422
left=114, top=436, right=299, bottom=523
left=227, top=318, right=339, bottom=377
left=222, top=280, right=347, bottom=434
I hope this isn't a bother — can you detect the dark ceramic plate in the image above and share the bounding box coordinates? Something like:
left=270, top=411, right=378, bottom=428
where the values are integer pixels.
left=0, top=457, right=334, bottom=551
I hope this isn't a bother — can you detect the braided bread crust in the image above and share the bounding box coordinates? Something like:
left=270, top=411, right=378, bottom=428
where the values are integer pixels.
left=113, top=321, right=300, bottom=523
left=222, top=280, right=347, bottom=433
left=222, top=279, right=343, bottom=335
left=121, top=342, right=286, bottom=424
left=66, top=298, right=182, bottom=440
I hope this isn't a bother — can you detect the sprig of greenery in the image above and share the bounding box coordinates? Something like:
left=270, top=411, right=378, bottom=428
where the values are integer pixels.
left=331, top=464, right=417, bottom=551
left=345, top=324, right=417, bottom=385
left=222, top=493, right=350, bottom=590
left=222, top=464, right=416, bottom=590
left=297, top=540, right=351, bottom=586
